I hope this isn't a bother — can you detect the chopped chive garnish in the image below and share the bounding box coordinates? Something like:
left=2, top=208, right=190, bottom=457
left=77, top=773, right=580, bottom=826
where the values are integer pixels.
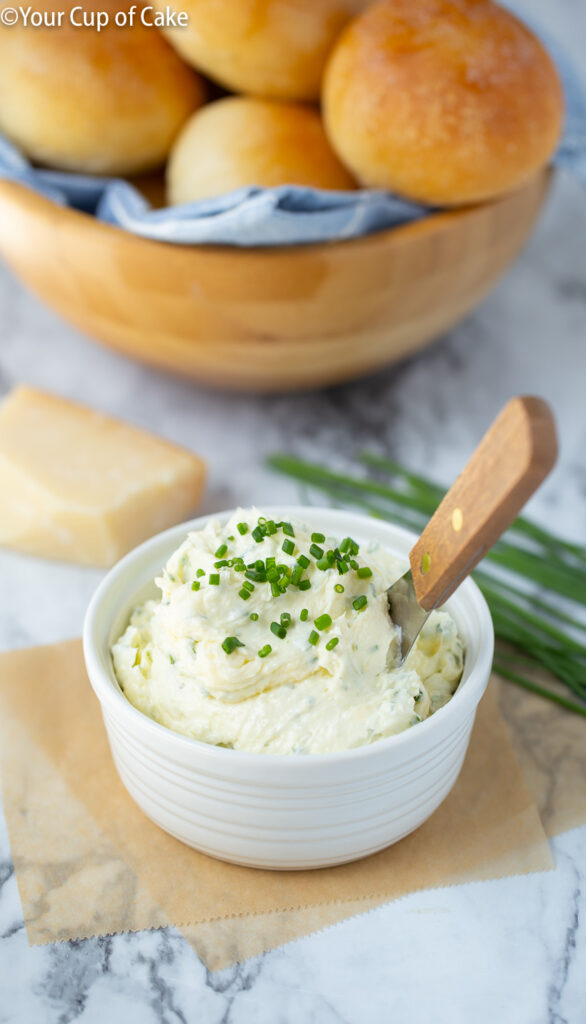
left=350, top=559, right=359, bottom=570
left=196, top=568, right=205, bottom=577
left=266, top=556, right=276, bottom=568
left=316, top=557, right=330, bottom=571
left=356, top=566, right=373, bottom=578
left=314, top=613, right=332, bottom=631
left=252, top=526, right=264, bottom=543
left=299, top=579, right=311, bottom=591
left=311, top=532, right=325, bottom=544
left=282, top=538, right=295, bottom=556
left=270, top=621, right=287, bottom=639
left=237, top=522, right=248, bottom=535
left=309, top=543, right=324, bottom=559
left=250, top=612, right=259, bottom=621
left=297, top=554, right=310, bottom=569
left=290, top=566, right=303, bottom=586
left=169, top=655, right=175, bottom=664
left=281, top=522, right=295, bottom=537
left=222, top=636, right=244, bottom=654
left=266, top=519, right=277, bottom=535
left=308, top=630, right=319, bottom=646
left=258, top=644, right=272, bottom=658
left=209, top=573, right=220, bottom=585
left=280, top=612, right=292, bottom=627
left=215, top=543, right=228, bottom=558
left=271, top=582, right=281, bottom=597
left=353, top=595, right=367, bottom=611
left=340, top=537, right=359, bottom=556
left=266, top=566, right=279, bottom=582
left=325, top=637, right=339, bottom=651
left=214, top=559, right=229, bottom=568
left=300, top=608, right=309, bottom=621
left=334, top=584, right=344, bottom=593
left=191, top=580, right=200, bottom=591
left=337, top=561, right=349, bottom=575
left=227, top=536, right=235, bottom=541
left=242, top=580, right=255, bottom=592
left=239, top=588, right=251, bottom=601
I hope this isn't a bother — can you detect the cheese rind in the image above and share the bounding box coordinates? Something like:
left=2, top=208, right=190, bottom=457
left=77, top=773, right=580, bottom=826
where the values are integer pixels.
left=0, top=387, right=206, bottom=567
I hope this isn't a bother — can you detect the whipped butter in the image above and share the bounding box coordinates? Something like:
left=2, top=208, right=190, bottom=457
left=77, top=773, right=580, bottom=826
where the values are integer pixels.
left=112, top=510, right=464, bottom=754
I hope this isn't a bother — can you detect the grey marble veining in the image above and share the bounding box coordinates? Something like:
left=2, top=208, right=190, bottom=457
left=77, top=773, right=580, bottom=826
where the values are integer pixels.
left=1, top=0, right=586, bottom=1016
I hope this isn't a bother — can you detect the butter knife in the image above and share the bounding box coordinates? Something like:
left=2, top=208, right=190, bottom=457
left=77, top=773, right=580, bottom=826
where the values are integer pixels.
left=388, top=395, right=558, bottom=660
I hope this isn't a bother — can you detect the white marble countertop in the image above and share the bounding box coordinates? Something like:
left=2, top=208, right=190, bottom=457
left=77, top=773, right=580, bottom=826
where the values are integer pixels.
left=1, top=2, right=585, bottom=1018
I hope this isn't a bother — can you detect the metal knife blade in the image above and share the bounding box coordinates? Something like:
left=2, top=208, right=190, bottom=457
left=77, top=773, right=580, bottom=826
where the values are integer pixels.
left=387, top=570, right=430, bottom=662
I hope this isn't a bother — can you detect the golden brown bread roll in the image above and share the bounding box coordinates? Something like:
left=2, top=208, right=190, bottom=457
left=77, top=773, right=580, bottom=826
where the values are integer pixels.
left=167, top=97, right=356, bottom=203
left=0, top=0, right=205, bottom=175
left=322, top=0, right=563, bottom=205
left=152, top=0, right=367, bottom=101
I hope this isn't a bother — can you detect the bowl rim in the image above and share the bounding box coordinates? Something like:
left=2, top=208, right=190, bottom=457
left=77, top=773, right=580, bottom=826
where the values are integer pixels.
left=83, top=505, right=494, bottom=767
left=0, top=171, right=551, bottom=259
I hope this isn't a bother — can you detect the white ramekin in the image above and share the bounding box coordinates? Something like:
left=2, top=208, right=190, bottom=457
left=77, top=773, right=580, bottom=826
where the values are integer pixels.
left=83, top=507, right=494, bottom=870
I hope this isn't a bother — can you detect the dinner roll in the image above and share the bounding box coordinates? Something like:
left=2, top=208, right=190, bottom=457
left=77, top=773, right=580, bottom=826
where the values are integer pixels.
left=323, top=0, right=563, bottom=205
left=167, top=97, right=356, bottom=203
left=0, top=0, right=205, bottom=175
left=153, top=0, right=367, bottom=101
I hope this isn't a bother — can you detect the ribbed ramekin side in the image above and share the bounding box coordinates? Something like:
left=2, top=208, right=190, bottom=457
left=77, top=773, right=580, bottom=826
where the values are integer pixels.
left=104, top=711, right=472, bottom=814
left=102, top=708, right=475, bottom=868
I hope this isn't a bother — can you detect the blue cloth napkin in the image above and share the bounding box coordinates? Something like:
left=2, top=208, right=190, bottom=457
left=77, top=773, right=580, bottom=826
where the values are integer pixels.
left=0, top=14, right=584, bottom=248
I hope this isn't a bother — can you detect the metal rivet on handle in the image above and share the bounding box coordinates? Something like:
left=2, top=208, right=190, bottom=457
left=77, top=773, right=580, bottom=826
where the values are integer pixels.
left=420, top=552, right=431, bottom=575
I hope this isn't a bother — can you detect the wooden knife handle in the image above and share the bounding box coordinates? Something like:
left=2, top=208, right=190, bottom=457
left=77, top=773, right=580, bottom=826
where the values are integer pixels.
left=410, top=396, right=558, bottom=610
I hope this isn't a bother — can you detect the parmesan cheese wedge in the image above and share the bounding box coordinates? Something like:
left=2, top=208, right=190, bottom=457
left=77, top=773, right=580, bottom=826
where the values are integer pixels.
left=0, top=387, right=206, bottom=567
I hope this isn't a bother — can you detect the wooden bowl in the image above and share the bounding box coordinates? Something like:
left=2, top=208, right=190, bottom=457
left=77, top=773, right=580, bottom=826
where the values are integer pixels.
left=0, top=172, right=550, bottom=392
